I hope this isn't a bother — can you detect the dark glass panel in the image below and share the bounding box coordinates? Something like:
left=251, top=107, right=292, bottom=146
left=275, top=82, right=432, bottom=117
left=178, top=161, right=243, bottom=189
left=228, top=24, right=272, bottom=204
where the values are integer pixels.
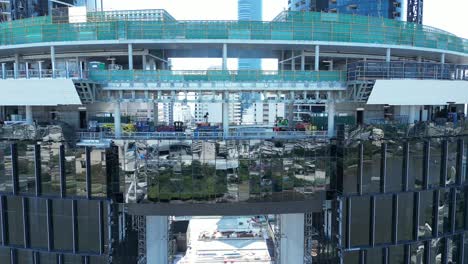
left=0, top=142, right=12, bottom=193
left=398, top=192, right=414, bottom=241
left=28, top=198, right=48, bottom=249
left=447, top=140, right=457, bottom=185
left=16, top=142, right=36, bottom=194
left=6, top=196, right=24, bottom=246
left=343, top=146, right=359, bottom=194
left=17, top=249, right=33, bottom=263
left=410, top=242, right=425, bottom=264
left=456, top=188, right=466, bottom=231
left=428, top=139, right=442, bottom=188
left=52, top=199, right=73, bottom=251
left=89, top=148, right=107, bottom=197
left=39, top=252, right=58, bottom=264
left=448, top=235, right=461, bottom=264
left=63, top=254, right=83, bottom=264
left=40, top=142, right=61, bottom=196
left=386, top=141, right=404, bottom=192
left=375, top=195, right=393, bottom=244
left=430, top=238, right=445, bottom=264
left=77, top=200, right=100, bottom=253
left=350, top=196, right=370, bottom=247
left=419, top=191, right=435, bottom=239
left=64, top=147, right=87, bottom=197
left=362, top=142, right=380, bottom=193
left=389, top=245, right=404, bottom=264
left=366, top=248, right=383, bottom=264
left=343, top=251, right=359, bottom=264
left=438, top=189, right=450, bottom=235
left=408, top=141, right=424, bottom=190
left=0, top=248, right=10, bottom=263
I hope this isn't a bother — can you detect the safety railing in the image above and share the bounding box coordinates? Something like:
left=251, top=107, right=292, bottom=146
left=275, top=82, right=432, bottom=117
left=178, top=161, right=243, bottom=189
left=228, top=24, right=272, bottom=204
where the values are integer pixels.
left=347, top=61, right=468, bottom=81
left=77, top=130, right=328, bottom=140
left=0, top=69, right=82, bottom=79
left=0, top=11, right=466, bottom=54
left=87, top=70, right=346, bottom=83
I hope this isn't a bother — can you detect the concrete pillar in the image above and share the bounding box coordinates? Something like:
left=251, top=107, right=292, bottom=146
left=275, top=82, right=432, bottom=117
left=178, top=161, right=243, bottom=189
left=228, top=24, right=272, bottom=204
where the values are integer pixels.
left=114, top=102, right=122, bottom=138
left=408, top=105, right=417, bottom=124
left=223, top=92, right=229, bottom=135
left=280, top=214, right=305, bottom=264
left=1, top=63, right=5, bottom=79
left=300, top=50, right=305, bottom=71
left=13, top=63, right=18, bottom=79
left=146, top=216, right=168, bottom=264
left=329, top=60, right=334, bottom=71
left=386, top=48, right=391, bottom=62
left=441, top=53, right=446, bottom=64
left=288, top=91, right=295, bottom=128
left=327, top=98, right=335, bottom=137
left=280, top=50, right=285, bottom=71
left=153, top=102, right=159, bottom=126
left=417, top=56, right=422, bottom=63
left=128, top=43, right=133, bottom=70
left=38, top=61, right=43, bottom=79
left=315, top=45, right=320, bottom=71
left=222, top=44, right=228, bottom=71
left=65, top=61, right=69, bottom=78
left=25, top=106, right=33, bottom=125
left=464, top=104, right=467, bottom=117
left=50, top=46, right=56, bottom=78
left=25, top=62, right=29, bottom=79
left=142, top=55, right=147, bottom=70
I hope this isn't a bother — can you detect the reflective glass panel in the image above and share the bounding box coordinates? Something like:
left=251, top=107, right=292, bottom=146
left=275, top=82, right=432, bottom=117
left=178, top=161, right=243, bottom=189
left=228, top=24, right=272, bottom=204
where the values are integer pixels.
left=0, top=142, right=12, bottom=193
left=16, top=142, right=35, bottom=194
left=375, top=195, right=393, bottom=244
left=350, top=196, right=370, bottom=247
left=362, top=142, right=380, bottom=193
left=6, top=196, right=24, bottom=246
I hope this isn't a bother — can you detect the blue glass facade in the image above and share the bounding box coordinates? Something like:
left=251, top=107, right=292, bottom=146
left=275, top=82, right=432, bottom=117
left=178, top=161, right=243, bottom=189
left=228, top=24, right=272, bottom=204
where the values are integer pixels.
left=288, top=0, right=403, bottom=20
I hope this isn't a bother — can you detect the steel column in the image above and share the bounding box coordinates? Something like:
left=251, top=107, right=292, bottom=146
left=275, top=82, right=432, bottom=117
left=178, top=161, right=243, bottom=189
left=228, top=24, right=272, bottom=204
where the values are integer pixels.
left=128, top=43, right=133, bottom=70
left=50, top=46, right=56, bottom=78
left=34, top=145, right=41, bottom=196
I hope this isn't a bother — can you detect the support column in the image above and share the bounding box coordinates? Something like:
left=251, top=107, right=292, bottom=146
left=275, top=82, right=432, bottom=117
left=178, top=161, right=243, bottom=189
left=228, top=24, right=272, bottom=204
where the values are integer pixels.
left=25, top=62, right=29, bottom=79
left=222, top=44, right=228, bottom=71
left=128, top=44, right=133, bottom=70
left=38, top=61, right=43, bottom=79
left=25, top=106, right=33, bottom=125
left=153, top=102, right=159, bottom=126
left=146, top=216, right=168, bottom=264
left=114, top=102, right=122, bottom=138
left=327, top=95, right=335, bottom=138
left=223, top=92, right=229, bottom=136
left=386, top=48, right=391, bottom=62
left=14, top=54, right=19, bottom=79
left=315, top=45, right=320, bottom=71
left=441, top=53, right=446, bottom=64
left=300, top=50, right=305, bottom=71
left=142, top=55, right=147, bottom=70
left=408, top=105, right=417, bottom=124
left=280, top=214, right=305, bottom=264
left=1, top=63, right=5, bottom=79
left=50, top=46, right=56, bottom=78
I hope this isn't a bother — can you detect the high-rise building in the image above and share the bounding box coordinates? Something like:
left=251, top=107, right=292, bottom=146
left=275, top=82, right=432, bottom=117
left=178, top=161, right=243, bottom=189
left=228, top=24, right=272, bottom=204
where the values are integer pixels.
left=238, top=0, right=262, bottom=70
left=0, top=6, right=466, bottom=264
left=288, top=0, right=420, bottom=23
left=4, top=0, right=100, bottom=21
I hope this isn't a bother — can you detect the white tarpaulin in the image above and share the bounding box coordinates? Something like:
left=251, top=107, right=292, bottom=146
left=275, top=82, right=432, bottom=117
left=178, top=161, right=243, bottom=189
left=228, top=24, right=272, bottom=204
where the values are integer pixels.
left=367, top=80, right=468, bottom=105
left=0, top=79, right=81, bottom=106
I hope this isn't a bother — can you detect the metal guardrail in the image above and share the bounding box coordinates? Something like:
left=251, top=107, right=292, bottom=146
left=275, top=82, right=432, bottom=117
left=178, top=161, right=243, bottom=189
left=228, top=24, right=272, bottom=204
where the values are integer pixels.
left=0, top=69, right=84, bottom=80
left=0, top=11, right=466, bottom=54
left=88, top=70, right=346, bottom=83
left=347, top=61, right=468, bottom=82
left=77, top=131, right=328, bottom=140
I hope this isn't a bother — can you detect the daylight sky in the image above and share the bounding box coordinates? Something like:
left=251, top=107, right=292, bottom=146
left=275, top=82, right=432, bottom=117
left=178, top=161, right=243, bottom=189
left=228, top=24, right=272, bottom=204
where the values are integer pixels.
left=102, top=0, right=468, bottom=38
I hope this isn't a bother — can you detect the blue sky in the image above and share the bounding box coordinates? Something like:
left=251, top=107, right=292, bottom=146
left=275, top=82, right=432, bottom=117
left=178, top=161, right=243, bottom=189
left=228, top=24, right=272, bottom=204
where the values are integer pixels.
left=103, top=0, right=467, bottom=38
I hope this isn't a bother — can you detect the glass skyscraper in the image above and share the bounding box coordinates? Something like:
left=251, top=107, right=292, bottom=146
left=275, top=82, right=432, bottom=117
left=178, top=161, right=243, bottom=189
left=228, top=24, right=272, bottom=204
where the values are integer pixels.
left=288, top=0, right=409, bottom=22
left=238, top=0, right=262, bottom=70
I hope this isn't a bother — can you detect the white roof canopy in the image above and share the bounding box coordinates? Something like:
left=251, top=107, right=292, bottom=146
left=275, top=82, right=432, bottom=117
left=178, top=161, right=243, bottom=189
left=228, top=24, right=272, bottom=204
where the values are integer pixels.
left=367, top=80, right=468, bottom=105
left=0, top=79, right=81, bottom=106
